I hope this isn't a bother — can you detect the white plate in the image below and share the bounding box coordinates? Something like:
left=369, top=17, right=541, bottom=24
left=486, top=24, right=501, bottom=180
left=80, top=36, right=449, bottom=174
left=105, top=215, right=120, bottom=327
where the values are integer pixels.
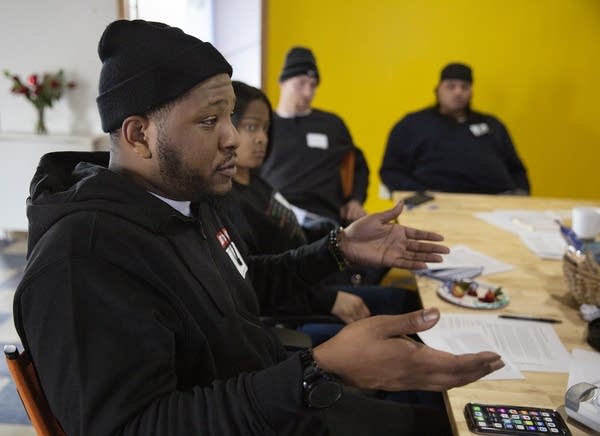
left=437, top=280, right=509, bottom=310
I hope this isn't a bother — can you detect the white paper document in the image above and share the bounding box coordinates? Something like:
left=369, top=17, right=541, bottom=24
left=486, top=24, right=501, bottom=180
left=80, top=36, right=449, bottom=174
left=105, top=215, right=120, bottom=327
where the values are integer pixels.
left=418, top=326, right=524, bottom=380
left=475, top=210, right=570, bottom=259
left=426, top=245, right=514, bottom=276
left=417, top=266, right=484, bottom=281
left=518, top=232, right=566, bottom=260
left=475, top=210, right=569, bottom=235
left=418, top=314, right=571, bottom=375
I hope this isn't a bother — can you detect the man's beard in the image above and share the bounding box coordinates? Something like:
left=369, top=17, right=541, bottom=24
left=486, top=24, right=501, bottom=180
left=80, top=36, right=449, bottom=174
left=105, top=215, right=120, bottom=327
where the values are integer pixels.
left=156, top=131, right=210, bottom=202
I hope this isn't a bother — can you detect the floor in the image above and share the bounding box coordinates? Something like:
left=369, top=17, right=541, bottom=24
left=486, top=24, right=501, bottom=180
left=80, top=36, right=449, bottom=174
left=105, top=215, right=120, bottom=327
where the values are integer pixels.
left=0, top=235, right=35, bottom=435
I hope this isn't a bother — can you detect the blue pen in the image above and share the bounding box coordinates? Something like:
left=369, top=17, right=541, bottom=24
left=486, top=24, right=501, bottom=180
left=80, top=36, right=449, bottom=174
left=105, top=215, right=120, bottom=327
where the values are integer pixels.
left=555, top=220, right=584, bottom=252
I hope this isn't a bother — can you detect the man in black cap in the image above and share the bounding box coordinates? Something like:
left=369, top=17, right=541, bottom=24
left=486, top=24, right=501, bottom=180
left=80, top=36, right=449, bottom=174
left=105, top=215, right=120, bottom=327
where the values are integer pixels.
left=13, top=23, right=504, bottom=435
left=380, top=62, right=530, bottom=195
left=261, top=46, right=370, bottom=230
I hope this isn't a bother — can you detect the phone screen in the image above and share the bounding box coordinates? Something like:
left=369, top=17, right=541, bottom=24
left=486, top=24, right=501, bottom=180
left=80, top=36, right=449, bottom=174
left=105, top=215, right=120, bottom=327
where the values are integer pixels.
left=402, top=191, right=434, bottom=208
left=464, top=403, right=571, bottom=435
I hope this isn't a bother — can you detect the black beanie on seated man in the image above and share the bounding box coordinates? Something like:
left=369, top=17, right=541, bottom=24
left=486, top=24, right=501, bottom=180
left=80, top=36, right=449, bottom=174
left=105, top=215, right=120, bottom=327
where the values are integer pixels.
left=96, top=19, right=232, bottom=133
left=440, top=62, right=473, bottom=83
left=279, top=46, right=320, bottom=84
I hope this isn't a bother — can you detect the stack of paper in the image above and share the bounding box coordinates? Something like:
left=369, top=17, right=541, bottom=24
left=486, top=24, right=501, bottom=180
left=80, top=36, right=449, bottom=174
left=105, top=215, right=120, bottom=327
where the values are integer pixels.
left=519, top=232, right=567, bottom=259
left=423, top=245, right=514, bottom=278
left=475, top=210, right=570, bottom=259
left=418, top=266, right=483, bottom=281
left=418, top=314, right=571, bottom=380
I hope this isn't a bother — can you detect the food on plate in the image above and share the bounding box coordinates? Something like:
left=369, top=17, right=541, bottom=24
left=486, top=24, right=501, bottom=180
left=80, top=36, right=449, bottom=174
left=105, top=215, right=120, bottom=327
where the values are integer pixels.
left=449, top=280, right=503, bottom=303
left=451, top=282, right=466, bottom=297
left=438, top=280, right=508, bottom=309
left=451, top=280, right=479, bottom=298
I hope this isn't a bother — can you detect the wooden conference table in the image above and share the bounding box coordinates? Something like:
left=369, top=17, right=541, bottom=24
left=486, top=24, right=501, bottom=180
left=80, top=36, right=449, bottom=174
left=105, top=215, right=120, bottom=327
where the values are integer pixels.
left=391, top=192, right=600, bottom=436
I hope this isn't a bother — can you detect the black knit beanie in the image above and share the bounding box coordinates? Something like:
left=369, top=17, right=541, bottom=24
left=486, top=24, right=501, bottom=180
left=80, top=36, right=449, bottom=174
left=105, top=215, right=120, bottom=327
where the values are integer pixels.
left=96, top=20, right=232, bottom=132
left=279, top=46, right=320, bottom=84
left=440, top=62, right=473, bottom=83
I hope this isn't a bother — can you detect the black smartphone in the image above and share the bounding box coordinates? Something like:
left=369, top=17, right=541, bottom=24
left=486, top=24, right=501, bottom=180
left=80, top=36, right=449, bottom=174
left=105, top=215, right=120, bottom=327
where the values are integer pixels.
left=402, top=191, right=434, bottom=208
left=464, top=402, right=571, bottom=435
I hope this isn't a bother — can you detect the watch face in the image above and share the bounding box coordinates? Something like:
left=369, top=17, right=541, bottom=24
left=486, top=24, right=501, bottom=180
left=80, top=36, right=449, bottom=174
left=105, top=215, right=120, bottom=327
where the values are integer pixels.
left=307, top=380, right=343, bottom=409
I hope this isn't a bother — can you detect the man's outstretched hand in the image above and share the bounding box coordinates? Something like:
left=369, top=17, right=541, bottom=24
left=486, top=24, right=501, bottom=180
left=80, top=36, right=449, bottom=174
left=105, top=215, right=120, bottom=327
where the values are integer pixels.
left=340, top=199, right=367, bottom=223
left=313, top=308, right=504, bottom=392
left=339, top=202, right=449, bottom=270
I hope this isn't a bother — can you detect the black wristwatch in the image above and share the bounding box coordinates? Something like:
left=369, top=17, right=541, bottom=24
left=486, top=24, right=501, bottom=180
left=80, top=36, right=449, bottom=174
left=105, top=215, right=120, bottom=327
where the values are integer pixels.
left=299, top=348, right=343, bottom=409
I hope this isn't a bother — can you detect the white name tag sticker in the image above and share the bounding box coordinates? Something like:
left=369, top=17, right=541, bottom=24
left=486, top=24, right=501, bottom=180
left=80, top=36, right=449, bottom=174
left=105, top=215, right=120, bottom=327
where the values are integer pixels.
left=226, top=242, right=248, bottom=278
left=306, top=132, right=329, bottom=149
left=469, top=123, right=490, bottom=136
left=216, top=228, right=248, bottom=278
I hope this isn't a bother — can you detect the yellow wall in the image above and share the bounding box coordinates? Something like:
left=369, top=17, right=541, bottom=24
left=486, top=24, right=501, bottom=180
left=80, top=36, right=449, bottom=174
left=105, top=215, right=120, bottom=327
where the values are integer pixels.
left=264, top=0, right=600, bottom=213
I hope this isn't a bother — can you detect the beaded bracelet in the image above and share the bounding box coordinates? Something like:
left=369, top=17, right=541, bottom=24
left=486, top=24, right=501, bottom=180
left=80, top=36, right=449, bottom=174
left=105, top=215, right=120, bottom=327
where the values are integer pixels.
left=328, top=227, right=350, bottom=271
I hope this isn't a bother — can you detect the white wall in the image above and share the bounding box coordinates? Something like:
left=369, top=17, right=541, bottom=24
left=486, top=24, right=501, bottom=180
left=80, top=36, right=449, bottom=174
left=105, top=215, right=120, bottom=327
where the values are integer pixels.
left=213, top=0, right=262, bottom=88
left=0, top=0, right=117, bottom=135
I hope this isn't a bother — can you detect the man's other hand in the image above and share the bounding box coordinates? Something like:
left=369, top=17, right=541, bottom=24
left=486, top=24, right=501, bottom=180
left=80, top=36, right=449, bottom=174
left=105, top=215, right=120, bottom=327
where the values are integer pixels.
left=340, top=199, right=367, bottom=223
left=330, top=291, right=371, bottom=324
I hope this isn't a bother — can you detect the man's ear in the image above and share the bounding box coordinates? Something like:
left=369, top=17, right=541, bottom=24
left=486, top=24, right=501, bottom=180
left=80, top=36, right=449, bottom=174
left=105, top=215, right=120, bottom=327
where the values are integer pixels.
left=121, top=115, right=153, bottom=159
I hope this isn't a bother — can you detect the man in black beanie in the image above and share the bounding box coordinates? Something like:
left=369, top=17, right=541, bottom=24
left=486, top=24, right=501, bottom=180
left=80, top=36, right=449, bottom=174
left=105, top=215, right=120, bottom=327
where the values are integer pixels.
left=13, top=22, right=504, bottom=435
left=263, top=46, right=392, bottom=288
left=380, top=62, right=530, bottom=195
left=261, top=46, right=370, bottom=230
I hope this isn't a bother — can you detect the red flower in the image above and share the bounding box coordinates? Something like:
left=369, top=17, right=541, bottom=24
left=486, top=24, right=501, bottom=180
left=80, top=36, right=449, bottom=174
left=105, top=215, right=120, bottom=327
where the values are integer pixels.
left=4, top=69, right=76, bottom=112
left=11, top=85, right=30, bottom=96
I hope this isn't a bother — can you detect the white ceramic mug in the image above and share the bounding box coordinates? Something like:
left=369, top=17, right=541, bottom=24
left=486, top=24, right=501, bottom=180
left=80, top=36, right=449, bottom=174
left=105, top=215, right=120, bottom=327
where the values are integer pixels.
left=572, top=207, right=600, bottom=239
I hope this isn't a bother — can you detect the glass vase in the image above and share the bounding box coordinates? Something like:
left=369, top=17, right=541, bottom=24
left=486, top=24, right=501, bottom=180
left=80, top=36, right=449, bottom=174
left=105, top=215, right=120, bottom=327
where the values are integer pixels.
left=35, top=106, right=47, bottom=135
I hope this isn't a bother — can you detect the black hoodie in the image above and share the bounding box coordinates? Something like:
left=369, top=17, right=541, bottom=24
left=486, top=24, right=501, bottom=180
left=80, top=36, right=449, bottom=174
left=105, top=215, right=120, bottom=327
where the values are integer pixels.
left=14, top=152, right=339, bottom=435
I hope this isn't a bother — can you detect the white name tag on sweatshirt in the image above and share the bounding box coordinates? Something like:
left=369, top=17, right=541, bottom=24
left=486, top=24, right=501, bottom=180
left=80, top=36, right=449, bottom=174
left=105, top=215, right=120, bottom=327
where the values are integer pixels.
left=306, top=132, right=329, bottom=149
left=469, top=123, right=490, bottom=136
left=216, top=228, right=248, bottom=278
